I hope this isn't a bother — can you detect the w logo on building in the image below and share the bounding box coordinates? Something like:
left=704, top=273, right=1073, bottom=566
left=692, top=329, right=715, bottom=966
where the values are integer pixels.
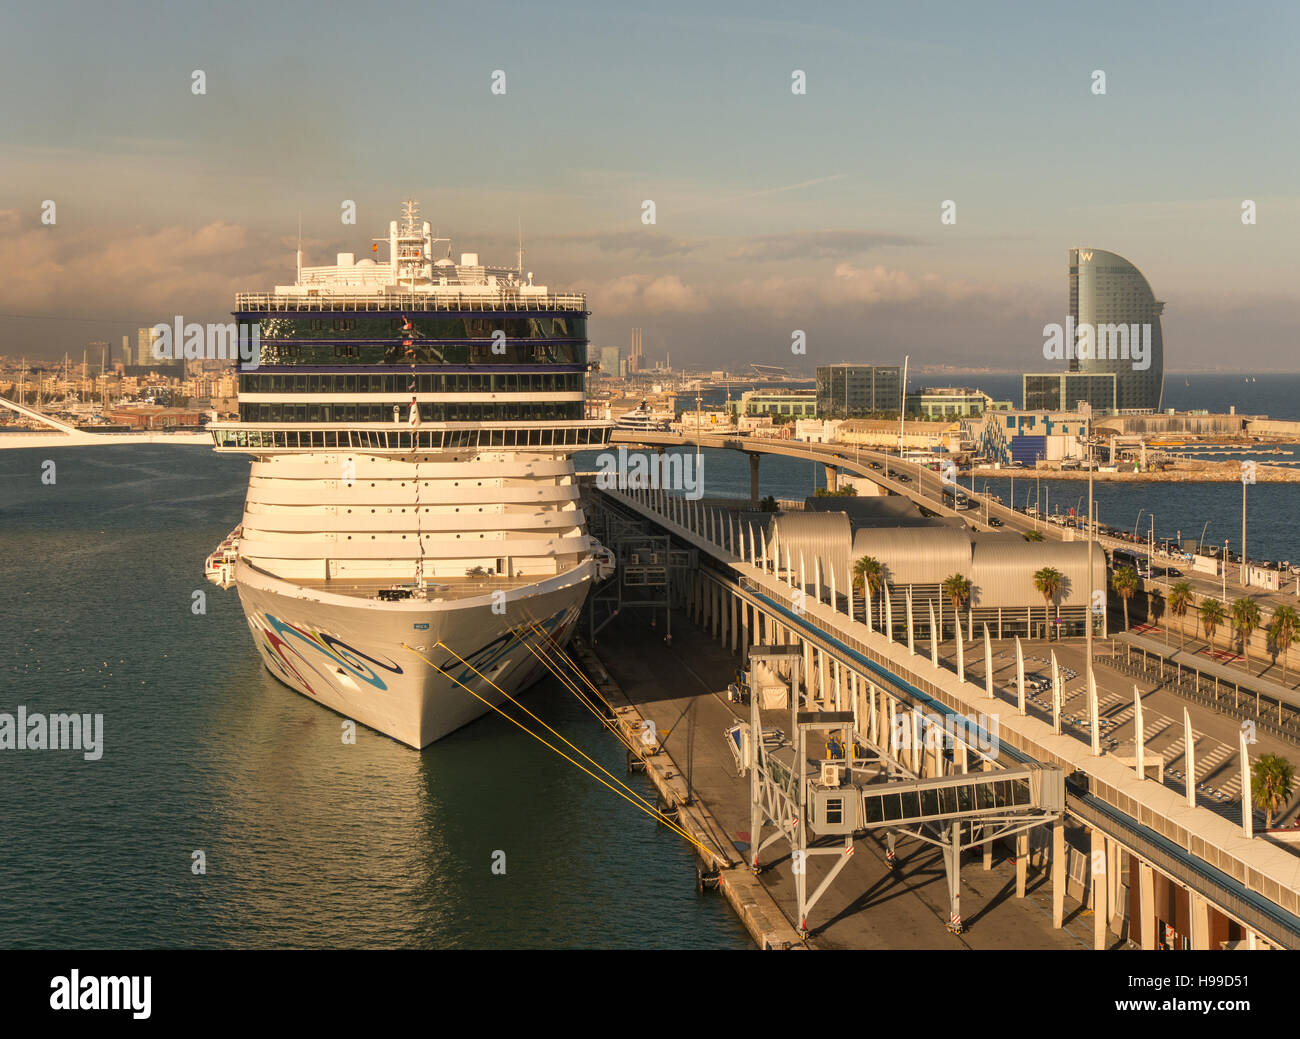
left=1077, top=250, right=1093, bottom=263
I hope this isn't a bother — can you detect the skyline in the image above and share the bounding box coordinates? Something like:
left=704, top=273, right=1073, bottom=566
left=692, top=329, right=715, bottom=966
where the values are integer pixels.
left=2, top=1, right=1296, bottom=371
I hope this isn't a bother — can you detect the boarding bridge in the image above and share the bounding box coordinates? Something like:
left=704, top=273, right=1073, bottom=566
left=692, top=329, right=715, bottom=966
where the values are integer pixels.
left=740, top=645, right=1064, bottom=937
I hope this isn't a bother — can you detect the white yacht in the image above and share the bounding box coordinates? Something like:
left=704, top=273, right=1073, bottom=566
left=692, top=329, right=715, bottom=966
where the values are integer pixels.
left=613, top=400, right=671, bottom=432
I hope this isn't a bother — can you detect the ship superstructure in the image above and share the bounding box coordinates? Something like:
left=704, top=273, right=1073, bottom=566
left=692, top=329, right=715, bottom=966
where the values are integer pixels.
left=206, top=202, right=613, bottom=747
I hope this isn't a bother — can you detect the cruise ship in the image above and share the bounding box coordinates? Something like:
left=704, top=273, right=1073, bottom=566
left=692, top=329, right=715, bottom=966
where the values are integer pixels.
left=205, top=202, right=614, bottom=747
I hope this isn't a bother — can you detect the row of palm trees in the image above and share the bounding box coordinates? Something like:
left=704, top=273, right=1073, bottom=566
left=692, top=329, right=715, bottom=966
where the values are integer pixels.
left=850, top=555, right=1066, bottom=639
left=1112, top=569, right=1300, bottom=683
left=848, top=555, right=1297, bottom=824
left=850, top=554, right=1300, bottom=671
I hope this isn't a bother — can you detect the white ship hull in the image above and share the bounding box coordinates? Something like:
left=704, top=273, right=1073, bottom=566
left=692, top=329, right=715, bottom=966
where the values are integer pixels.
left=234, top=560, right=595, bottom=748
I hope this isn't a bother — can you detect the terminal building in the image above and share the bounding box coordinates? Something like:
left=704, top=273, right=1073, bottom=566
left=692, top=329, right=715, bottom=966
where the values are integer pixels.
left=766, top=498, right=1105, bottom=639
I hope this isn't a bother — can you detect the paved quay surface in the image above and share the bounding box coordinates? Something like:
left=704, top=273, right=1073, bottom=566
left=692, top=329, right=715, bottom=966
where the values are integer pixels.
left=587, top=610, right=1102, bottom=949
left=929, top=636, right=1300, bottom=828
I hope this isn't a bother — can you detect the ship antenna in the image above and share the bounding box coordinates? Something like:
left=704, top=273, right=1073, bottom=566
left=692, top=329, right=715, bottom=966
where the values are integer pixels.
left=517, top=217, right=523, bottom=279
left=296, top=212, right=303, bottom=284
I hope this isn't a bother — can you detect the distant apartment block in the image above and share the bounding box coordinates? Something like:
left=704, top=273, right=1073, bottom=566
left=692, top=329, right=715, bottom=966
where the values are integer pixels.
left=1022, top=371, right=1117, bottom=413
left=816, top=364, right=902, bottom=418
left=909, top=386, right=1011, bottom=420
left=728, top=388, right=817, bottom=420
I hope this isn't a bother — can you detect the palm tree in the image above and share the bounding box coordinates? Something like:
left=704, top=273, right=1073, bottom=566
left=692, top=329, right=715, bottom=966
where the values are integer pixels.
left=1032, top=567, right=1063, bottom=641
left=1023, top=530, right=1044, bottom=542
left=1111, top=566, right=1138, bottom=632
left=1168, top=581, right=1194, bottom=653
left=941, top=573, right=972, bottom=613
left=1251, top=753, right=1295, bottom=829
left=853, top=555, right=884, bottom=627
left=1199, top=598, right=1227, bottom=657
left=759, top=495, right=778, bottom=513
left=942, top=574, right=972, bottom=638
left=1269, top=605, right=1300, bottom=685
left=1231, top=597, right=1263, bottom=672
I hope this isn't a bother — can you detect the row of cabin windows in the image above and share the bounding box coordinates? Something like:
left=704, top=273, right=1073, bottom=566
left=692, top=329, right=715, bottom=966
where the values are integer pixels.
left=238, top=401, right=586, bottom=423
left=257, top=342, right=586, bottom=365
left=238, top=371, right=584, bottom=394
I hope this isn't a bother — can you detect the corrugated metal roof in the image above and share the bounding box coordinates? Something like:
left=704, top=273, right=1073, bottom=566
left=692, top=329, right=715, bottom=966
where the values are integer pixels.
left=762, top=509, right=1108, bottom=610
left=850, top=527, right=972, bottom=586
left=765, top=512, right=855, bottom=584
left=969, top=533, right=1106, bottom=608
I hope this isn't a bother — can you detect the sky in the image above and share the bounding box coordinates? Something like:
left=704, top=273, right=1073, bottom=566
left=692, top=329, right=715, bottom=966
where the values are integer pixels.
left=1, top=0, right=1296, bottom=373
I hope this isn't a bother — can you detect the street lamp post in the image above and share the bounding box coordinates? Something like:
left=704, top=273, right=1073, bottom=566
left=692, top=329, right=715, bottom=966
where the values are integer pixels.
left=1223, top=539, right=1229, bottom=603
left=695, top=394, right=702, bottom=476
left=1086, top=414, right=1094, bottom=664
left=897, top=355, right=909, bottom=479
left=1242, top=467, right=1249, bottom=588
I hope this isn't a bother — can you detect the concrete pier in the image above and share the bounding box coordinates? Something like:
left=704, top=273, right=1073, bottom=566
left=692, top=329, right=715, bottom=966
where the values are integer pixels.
left=581, top=609, right=1095, bottom=949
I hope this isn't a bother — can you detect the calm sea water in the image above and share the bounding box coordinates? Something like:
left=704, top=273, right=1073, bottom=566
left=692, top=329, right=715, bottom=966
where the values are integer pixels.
left=0, top=446, right=754, bottom=949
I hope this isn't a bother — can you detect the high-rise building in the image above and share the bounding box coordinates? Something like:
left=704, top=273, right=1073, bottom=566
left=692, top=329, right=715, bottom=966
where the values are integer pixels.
left=1068, top=248, right=1164, bottom=411
left=138, top=327, right=163, bottom=363
left=125, top=327, right=184, bottom=379
left=815, top=364, right=902, bottom=417
left=599, top=346, right=621, bottom=377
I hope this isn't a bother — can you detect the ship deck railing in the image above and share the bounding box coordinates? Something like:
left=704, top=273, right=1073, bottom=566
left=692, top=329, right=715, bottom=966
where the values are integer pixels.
left=235, top=292, right=588, bottom=313
left=246, top=564, right=587, bottom=604
left=209, top=420, right=613, bottom=453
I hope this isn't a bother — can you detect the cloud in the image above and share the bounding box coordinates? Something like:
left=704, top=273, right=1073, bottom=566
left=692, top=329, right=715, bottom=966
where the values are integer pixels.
left=549, top=230, right=699, bottom=258
left=0, top=211, right=285, bottom=339
left=727, top=230, right=920, bottom=261
left=591, top=273, right=708, bottom=315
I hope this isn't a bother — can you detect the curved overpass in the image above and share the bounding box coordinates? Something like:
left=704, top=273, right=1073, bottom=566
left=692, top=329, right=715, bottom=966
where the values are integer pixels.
left=609, top=429, right=1040, bottom=536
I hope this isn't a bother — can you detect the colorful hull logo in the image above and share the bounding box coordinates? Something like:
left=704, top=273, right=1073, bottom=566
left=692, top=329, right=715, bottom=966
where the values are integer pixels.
left=259, top=613, right=403, bottom=698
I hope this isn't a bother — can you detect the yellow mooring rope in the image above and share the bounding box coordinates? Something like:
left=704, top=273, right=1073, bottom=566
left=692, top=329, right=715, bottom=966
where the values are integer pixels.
left=400, top=638, right=724, bottom=866
left=511, top=621, right=641, bottom=755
